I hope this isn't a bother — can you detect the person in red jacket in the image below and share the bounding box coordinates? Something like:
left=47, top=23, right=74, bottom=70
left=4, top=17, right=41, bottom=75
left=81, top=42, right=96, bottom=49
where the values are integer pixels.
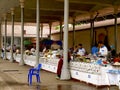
left=56, top=57, right=63, bottom=79
left=56, top=52, right=71, bottom=79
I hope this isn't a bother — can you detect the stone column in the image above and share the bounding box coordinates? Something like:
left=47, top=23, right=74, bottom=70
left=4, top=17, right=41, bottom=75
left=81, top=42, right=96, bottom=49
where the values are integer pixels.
left=0, top=18, right=2, bottom=57
left=90, top=13, right=94, bottom=48
left=49, top=22, right=52, bottom=40
left=60, top=0, right=70, bottom=80
left=114, top=6, right=118, bottom=53
left=35, top=0, right=40, bottom=66
left=72, top=17, right=76, bottom=61
left=10, top=8, right=14, bottom=62
left=19, top=0, right=24, bottom=65
left=3, top=14, right=7, bottom=60
left=59, top=20, right=63, bottom=41
left=40, top=23, right=43, bottom=39
left=72, top=17, right=76, bottom=47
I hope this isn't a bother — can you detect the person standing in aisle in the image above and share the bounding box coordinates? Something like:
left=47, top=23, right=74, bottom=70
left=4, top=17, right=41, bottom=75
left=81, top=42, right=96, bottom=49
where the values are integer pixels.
left=56, top=52, right=71, bottom=79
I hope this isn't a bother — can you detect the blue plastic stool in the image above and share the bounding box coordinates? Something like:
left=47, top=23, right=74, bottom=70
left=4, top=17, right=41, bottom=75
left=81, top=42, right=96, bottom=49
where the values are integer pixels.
left=28, top=64, right=42, bottom=85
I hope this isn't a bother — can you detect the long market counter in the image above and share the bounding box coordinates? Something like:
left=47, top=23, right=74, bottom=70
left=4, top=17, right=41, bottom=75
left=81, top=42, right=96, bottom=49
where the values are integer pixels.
left=5, top=52, right=120, bottom=87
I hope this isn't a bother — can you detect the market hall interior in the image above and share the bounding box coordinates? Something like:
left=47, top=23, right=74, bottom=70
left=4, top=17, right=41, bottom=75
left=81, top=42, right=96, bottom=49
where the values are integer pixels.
left=0, top=0, right=120, bottom=90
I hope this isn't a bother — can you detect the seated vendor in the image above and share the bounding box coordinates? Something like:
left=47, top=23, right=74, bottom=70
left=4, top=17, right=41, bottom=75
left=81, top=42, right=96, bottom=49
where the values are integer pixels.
left=30, top=46, right=36, bottom=55
left=31, top=47, right=35, bottom=52
left=98, top=41, right=108, bottom=58
left=15, top=48, right=20, bottom=55
left=110, top=45, right=116, bottom=58
left=25, top=49, right=30, bottom=55
left=77, top=44, right=86, bottom=56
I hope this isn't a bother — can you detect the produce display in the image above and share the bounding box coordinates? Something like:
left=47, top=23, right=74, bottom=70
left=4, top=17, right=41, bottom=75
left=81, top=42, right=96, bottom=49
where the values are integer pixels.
left=70, top=61, right=101, bottom=74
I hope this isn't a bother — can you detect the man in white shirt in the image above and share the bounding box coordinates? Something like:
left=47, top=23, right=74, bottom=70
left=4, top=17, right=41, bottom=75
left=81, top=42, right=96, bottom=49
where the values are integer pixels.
left=98, top=41, right=108, bottom=57
left=77, top=44, right=86, bottom=56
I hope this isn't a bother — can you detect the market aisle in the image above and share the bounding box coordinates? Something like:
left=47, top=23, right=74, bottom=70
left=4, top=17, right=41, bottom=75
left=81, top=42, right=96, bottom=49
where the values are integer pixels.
left=0, top=58, right=119, bottom=90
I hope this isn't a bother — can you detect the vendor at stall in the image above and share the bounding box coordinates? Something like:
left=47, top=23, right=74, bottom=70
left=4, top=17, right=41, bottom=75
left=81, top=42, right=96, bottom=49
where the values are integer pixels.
left=91, top=44, right=98, bottom=56
left=30, top=46, right=36, bottom=55
left=110, top=45, right=116, bottom=58
left=98, top=41, right=108, bottom=58
left=77, top=44, right=86, bottom=56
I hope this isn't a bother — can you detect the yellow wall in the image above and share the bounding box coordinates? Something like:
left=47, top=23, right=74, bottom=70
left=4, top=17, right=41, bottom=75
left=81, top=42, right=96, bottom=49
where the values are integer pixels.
left=51, top=25, right=120, bottom=53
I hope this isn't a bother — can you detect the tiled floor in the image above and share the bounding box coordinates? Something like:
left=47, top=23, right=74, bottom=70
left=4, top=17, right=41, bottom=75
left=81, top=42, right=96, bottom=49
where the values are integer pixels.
left=0, top=59, right=119, bottom=90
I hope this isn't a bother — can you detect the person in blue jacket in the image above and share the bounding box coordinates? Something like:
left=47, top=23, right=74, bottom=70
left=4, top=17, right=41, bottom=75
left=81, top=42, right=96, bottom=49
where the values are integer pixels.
left=91, top=43, right=98, bottom=56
